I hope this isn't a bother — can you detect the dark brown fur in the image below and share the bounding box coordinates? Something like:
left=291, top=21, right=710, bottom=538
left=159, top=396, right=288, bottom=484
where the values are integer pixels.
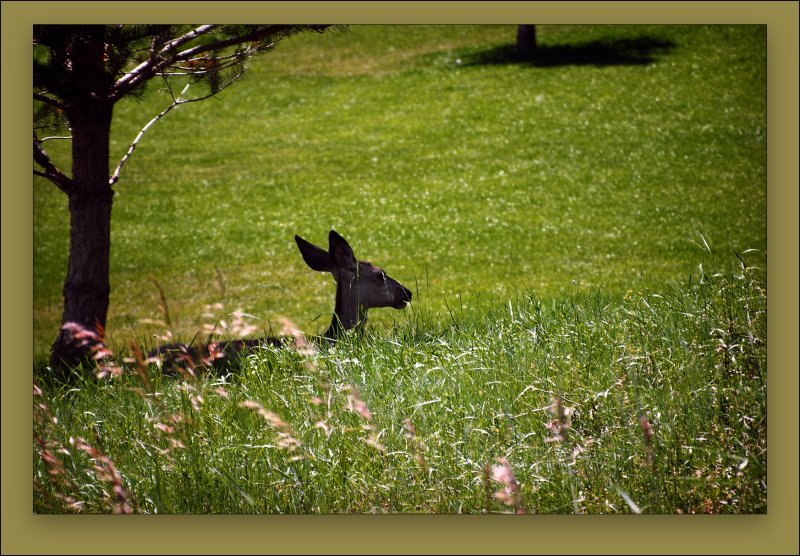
left=149, top=230, right=411, bottom=372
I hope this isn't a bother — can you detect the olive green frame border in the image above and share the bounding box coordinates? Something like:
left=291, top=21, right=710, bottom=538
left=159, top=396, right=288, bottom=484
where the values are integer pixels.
left=3, top=2, right=797, bottom=554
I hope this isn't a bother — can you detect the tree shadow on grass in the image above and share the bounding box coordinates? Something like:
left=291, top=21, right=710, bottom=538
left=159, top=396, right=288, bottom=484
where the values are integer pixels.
left=462, top=36, right=676, bottom=68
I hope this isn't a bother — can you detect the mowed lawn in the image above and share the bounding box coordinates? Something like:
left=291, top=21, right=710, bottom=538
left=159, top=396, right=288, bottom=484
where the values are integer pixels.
left=33, top=24, right=766, bottom=362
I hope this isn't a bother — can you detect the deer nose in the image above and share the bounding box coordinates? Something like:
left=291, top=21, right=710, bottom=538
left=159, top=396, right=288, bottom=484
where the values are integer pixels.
left=392, top=285, right=413, bottom=309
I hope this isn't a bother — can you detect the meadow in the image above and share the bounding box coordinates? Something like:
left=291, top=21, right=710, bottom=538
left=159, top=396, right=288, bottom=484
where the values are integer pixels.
left=33, top=25, right=766, bottom=514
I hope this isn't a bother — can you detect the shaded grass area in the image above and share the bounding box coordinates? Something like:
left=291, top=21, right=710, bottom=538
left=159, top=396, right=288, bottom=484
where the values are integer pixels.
left=34, top=251, right=766, bottom=513
left=461, top=36, right=676, bottom=67
left=33, top=25, right=766, bottom=360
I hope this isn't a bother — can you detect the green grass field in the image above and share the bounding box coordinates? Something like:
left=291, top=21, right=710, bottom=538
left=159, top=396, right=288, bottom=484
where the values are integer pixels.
left=33, top=25, right=766, bottom=514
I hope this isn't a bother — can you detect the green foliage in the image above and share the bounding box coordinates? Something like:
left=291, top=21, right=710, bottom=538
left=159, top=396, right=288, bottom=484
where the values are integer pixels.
left=33, top=25, right=765, bottom=359
left=33, top=25, right=334, bottom=146
left=33, top=252, right=766, bottom=513
left=32, top=25, right=766, bottom=513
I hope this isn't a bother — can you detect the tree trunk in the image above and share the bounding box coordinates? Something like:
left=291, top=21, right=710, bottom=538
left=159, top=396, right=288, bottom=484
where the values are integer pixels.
left=49, top=106, right=115, bottom=369
left=50, top=28, right=116, bottom=370
left=516, top=25, right=537, bottom=59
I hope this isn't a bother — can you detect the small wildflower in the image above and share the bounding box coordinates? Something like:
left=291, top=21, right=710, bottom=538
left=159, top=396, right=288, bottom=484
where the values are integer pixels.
left=342, top=385, right=374, bottom=423
left=93, top=347, right=114, bottom=360
left=640, top=413, right=655, bottom=468
left=314, top=420, right=333, bottom=437
left=239, top=400, right=303, bottom=453
left=214, top=386, right=229, bottom=398
left=230, top=310, right=259, bottom=338
left=276, top=432, right=302, bottom=453
left=281, top=317, right=318, bottom=357
left=95, top=362, right=123, bottom=380
left=545, top=395, right=572, bottom=443
left=60, top=321, right=123, bottom=378
left=239, top=400, right=263, bottom=411
left=364, top=434, right=386, bottom=453
left=261, top=410, right=288, bottom=431
left=487, top=457, right=525, bottom=513
left=129, top=341, right=152, bottom=392
left=169, top=438, right=186, bottom=450
left=70, top=437, right=133, bottom=514
left=154, top=423, right=174, bottom=434
left=167, top=413, right=184, bottom=425
left=403, top=418, right=427, bottom=469
left=491, top=458, right=516, bottom=488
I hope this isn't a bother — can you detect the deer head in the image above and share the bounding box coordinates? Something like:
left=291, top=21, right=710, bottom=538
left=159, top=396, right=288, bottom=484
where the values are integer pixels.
left=150, top=230, right=412, bottom=370
left=295, top=230, right=412, bottom=339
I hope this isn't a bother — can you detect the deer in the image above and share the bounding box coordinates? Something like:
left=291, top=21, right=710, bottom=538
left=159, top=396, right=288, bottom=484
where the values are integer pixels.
left=148, top=230, right=413, bottom=371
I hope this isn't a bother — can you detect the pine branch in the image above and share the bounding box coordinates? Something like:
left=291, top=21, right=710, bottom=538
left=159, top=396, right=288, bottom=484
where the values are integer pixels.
left=33, top=135, right=73, bottom=194
left=39, top=135, right=73, bottom=143
left=34, top=92, right=66, bottom=110
left=110, top=82, right=190, bottom=186
left=162, top=56, right=251, bottom=78
left=160, top=24, right=221, bottom=56
left=109, top=68, right=245, bottom=186
left=112, top=25, right=219, bottom=100
left=168, top=25, right=290, bottom=61
left=111, top=25, right=292, bottom=102
left=169, top=51, right=258, bottom=77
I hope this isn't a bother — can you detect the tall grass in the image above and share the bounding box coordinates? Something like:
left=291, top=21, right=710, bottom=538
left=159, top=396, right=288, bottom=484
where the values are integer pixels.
left=33, top=23, right=767, bottom=515
left=34, top=247, right=766, bottom=514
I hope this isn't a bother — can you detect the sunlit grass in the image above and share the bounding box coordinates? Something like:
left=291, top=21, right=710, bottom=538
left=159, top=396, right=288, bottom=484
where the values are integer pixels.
left=33, top=24, right=767, bottom=514
left=34, top=248, right=766, bottom=513
left=33, top=24, right=765, bottom=359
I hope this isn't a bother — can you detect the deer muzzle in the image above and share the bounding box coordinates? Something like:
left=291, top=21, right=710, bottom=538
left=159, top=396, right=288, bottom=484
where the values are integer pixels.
left=394, top=285, right=413, bottom=308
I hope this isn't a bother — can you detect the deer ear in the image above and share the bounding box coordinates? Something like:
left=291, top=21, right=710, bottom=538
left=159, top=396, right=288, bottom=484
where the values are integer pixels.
left=295, top=235, right=334, bottom=272
left=328, top=230, right=357, bottom=271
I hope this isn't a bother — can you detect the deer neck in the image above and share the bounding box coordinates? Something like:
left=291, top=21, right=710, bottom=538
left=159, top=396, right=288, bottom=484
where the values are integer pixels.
left=326, top=279, right=368, bottom=340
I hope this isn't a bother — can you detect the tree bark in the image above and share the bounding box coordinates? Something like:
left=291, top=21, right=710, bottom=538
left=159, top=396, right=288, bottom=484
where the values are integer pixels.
left=41, top=25, right=338, bottom=371
left=516, top=25, right=537, bottom=59
left=50, top=28, right=116, bottom=369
